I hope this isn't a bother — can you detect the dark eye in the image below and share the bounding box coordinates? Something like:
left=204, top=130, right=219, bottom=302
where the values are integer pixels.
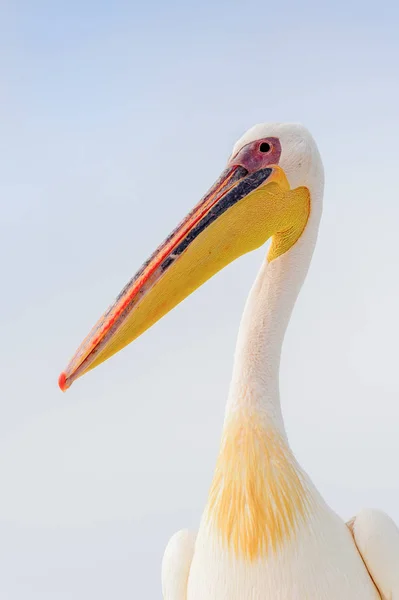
left=259, top=142, right=271, bottom=153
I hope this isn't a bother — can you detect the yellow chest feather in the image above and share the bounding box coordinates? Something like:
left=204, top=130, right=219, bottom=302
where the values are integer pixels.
left=206, top=413, right=312, bottom=561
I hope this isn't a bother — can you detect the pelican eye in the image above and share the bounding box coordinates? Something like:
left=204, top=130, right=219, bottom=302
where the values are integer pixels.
left=259, top=142, right=271, bottom=153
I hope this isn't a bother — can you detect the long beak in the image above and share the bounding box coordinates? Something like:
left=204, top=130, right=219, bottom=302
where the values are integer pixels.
left=59, top=163, right=288, bottom=391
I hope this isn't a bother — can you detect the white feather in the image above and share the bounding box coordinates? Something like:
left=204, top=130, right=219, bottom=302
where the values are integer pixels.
left=162, top=124, right=397, bottom=599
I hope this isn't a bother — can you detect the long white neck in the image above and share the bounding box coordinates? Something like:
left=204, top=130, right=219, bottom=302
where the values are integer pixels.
left=225, top=174, right=324, bottom=437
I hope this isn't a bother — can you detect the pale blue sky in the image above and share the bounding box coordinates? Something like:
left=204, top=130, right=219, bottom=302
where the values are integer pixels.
left=1, top=1, right=399, bottom=598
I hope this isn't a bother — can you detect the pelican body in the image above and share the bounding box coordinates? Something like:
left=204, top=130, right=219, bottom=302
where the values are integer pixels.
left=60, top=124, right=399, bottom=599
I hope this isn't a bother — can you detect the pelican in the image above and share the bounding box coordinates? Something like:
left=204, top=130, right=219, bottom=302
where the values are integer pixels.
left=59, top=123, right=399, bottom=599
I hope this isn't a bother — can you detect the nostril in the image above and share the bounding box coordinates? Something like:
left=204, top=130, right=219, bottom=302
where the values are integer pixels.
left=259, top=142, right=271, bottom=153
left=231, top=165, right=249, bottom=180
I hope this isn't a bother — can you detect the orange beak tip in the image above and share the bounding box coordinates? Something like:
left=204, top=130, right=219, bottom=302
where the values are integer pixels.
left=58, top=371, right=69, bottom=392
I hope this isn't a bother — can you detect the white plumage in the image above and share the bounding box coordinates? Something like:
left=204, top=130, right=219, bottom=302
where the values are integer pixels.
left=161, top=124, right=399, bottom=599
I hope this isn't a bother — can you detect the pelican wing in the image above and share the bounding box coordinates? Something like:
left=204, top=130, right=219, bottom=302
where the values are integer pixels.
left=162, top=530, right=196, bottom=599
left=349, top=509, right=399, bottom=598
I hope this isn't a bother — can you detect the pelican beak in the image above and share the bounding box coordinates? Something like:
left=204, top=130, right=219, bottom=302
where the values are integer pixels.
left=59, top=160, right=296, bottom=391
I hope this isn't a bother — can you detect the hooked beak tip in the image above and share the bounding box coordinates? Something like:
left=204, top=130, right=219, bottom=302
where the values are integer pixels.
left=58, top=371, right=69, bottom=392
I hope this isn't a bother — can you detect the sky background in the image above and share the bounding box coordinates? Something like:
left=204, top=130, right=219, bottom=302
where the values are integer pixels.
left=1, top=0, right=399, bottom=598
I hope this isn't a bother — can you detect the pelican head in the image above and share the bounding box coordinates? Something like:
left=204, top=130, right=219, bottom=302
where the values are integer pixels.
left=59, top=123, right=322, bottom=391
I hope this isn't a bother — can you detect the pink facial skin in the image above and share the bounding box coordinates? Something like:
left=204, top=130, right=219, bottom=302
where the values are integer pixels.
left=228, top=137, right=282, bottom=174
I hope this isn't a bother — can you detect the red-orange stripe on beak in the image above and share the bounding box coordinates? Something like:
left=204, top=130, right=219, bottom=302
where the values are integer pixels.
left=59, top=165, right=249, bottom=391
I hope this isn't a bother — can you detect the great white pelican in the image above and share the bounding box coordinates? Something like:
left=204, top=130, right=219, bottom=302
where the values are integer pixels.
left=59, top=123, right=399, bottom=599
